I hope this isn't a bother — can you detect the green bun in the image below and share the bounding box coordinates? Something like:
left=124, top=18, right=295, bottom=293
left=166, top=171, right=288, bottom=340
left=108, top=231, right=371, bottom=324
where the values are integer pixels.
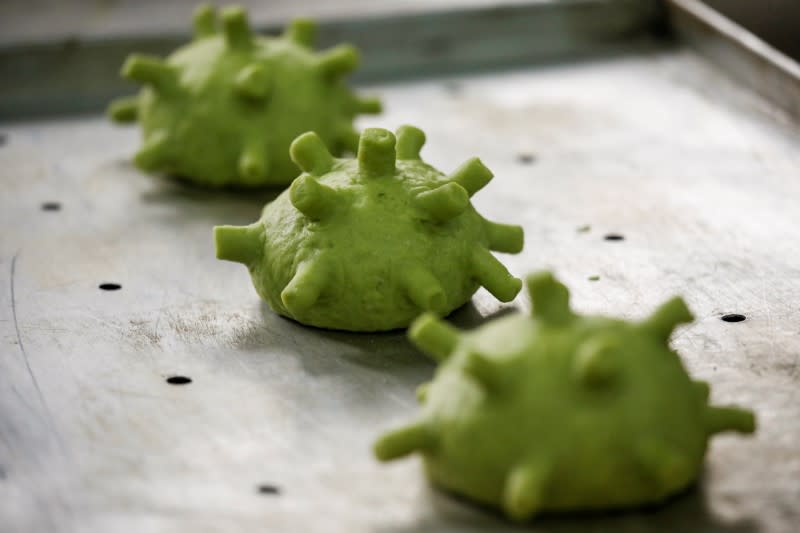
left=375, top=272, right=756, bottom=520
left=214, top=125, right=525, bottom=331
left=108, top=4, right=381, bottom=187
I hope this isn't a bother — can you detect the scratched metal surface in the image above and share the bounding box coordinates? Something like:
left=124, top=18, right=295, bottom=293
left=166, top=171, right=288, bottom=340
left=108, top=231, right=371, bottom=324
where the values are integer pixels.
left=2, top=34, right=800, bottom=533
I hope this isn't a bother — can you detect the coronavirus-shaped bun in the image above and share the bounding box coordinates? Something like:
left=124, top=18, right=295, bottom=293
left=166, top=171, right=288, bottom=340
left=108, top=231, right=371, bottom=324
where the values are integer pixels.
left=375, top=272, right=755, bottom=519
left=214, top=125, right=524, bottom=331
left=109, top=4, right=380, bottom=187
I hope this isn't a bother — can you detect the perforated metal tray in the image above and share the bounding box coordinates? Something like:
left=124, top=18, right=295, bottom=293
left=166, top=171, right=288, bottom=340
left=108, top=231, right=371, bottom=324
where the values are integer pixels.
left=1, top=1, right=799, bottom=532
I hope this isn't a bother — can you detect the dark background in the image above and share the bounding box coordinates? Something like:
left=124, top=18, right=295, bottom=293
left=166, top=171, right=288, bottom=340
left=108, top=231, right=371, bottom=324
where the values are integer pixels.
left=703, top=0, right=800, bottom=60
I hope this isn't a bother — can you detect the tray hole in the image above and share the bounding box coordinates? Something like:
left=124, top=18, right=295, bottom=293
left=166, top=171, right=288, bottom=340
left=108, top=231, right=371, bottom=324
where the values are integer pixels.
left=516, top=153, right=536, bottom=165
left=99, top=283, right=121, bottom=291
left=588, top=275, right=600, bottom=282
left=41, top=202, right=61, bottom=211
left=604, top=233, right=625, bottom=241
left=166, top=376, right=192, bottom=385
left=257, top=484, right=280, bottom=495
left=721, top=314, right=746, bottom=323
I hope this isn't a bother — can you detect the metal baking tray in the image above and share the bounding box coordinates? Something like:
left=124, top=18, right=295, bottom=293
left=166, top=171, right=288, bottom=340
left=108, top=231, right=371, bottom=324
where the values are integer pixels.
left=1, top=1, right=798, bottom=531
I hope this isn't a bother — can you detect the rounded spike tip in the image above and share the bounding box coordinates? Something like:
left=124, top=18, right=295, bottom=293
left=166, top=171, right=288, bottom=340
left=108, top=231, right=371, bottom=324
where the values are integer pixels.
left=281, top=257, right=330, bottom=315
left=573, top=336, right=619, bottom=387
left=290, top=174, right=338, bottom=220
left=235, top=64, right=271, bottom=99
left=134, top=130, right=170, bottom=171
left=396, top=125, right=426, bottom=160
left=415, top=382, right=430, bottom=403
left=238, top=142, right=269, bottom=184
left=635, top=438, right=692, bottom=493
left=290, top=132, right=334, bottom=175
left=356, top=97, right=383, bottom=115
left=358, top=128, right=396, bottom=178
left=472, top=247, right=522, bottom=302
left=526, top=271, right=573, bottom=324
left=503, top=461, right=550, bottom=522
left=408, top=313, right=460, bottom=363
left=415, top=183, right=469, bottom=222
left=374, top=421, right=434, bottom=461
left=192, top=4, right=217, bottom=39
left=706, top=406, right=756, bottom=435
left=107, top=96, right=139, bottom=123
left=317, top=44, right=359, bottom=78
left=284, top=18, right=317, bottom=47
left=449, top=157, right=493, bottom=197
left=463, top=351, right=505, bottom=391
left=485, top=220, right=524, bottom=253
left=221, top=6, right=252, bottom=49
left=641, top=296, right=694, bottom=342
left=121, top=54, right=176, bottom=91
left=214, top=223, right=263, bottom=265
left=402, top=265, right=446, bottom=312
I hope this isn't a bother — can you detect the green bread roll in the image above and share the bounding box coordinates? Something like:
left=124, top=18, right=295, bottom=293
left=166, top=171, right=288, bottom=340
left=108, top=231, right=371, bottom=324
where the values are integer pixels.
left=375, top=272, right=755, bottom=520
left=214, top=125, right=524, bottom=331
left=109, top=4, right=380, bottom=187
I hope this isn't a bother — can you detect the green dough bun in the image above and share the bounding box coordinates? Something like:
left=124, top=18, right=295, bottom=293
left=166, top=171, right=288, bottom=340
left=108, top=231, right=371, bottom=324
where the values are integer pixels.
left=214, top=125, right=524, bottom=331
left=108, top=4, right=381, bottom=187
left=374, top=272, right=756, bottom=520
